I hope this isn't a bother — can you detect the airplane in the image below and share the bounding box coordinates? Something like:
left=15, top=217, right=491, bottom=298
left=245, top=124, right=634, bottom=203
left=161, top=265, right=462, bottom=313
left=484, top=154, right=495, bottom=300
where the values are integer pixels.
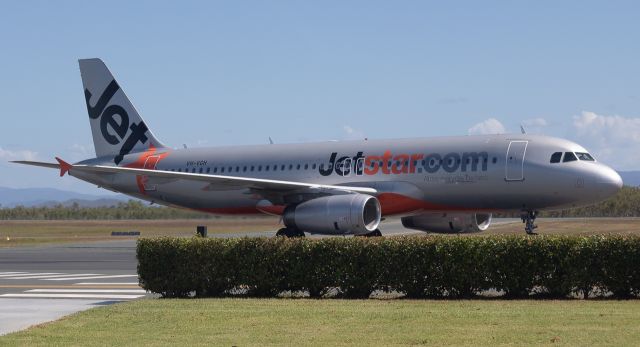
left=13, top=58, right=623, bottom=237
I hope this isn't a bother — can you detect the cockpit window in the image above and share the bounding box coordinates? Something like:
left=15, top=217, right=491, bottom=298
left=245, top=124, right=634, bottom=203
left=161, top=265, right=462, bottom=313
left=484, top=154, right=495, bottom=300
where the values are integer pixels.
left=563, top=152, right=578, bottom=162
left=576, top=152, right=595, bottom=161
left=550, top=152, right=562, bottom=163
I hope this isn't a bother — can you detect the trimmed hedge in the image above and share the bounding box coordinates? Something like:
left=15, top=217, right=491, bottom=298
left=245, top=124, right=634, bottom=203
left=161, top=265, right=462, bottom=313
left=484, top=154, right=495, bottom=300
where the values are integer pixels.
left=137, top=235, right=640, bottom=299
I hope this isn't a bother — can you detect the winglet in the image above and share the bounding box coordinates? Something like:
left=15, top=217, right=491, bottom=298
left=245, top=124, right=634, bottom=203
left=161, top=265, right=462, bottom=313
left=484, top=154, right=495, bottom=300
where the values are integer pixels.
left=55, top=157, right=72, bottom=177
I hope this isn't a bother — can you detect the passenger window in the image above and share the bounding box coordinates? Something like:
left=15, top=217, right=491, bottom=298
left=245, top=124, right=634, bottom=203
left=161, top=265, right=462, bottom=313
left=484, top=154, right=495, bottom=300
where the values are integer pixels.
left=192, top=168, right=196, bottom=173
left=221, top=167, right=225, bottom=173
left=576, top=152, right=595, bottom=161
left=492, top=157, right=497, bottom=164
left=206, top=167, right=210, bottom=173
left=296, top=164, right=301, bottom=170
left=563, top=152, right=578, bottom=162
left=258, top=165, right=262, bottom=171
left=214, top=167, right=218, bottom=173
left=199, top=168, right=203, bottom=173
left=312, top=163, right=317, bottom=170
left=550, top=152, right=562, bottom=163
left=304, top=164, right=309, bottom=170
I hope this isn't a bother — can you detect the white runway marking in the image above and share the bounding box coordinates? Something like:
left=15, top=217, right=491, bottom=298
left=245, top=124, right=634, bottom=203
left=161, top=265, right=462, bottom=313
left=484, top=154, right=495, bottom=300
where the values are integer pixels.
left=26, top=289, right=146, bottom=294
left=0, top=293, right=144, bottom=299
left=0, top=273, right=63, bottom=278
left=7, top=273, right=100, bottom=280
left=75, top=282, right=140, bottom=285
left=44, top=274, right=138, bottom=281
left=0, top=272, right=28, bottom=275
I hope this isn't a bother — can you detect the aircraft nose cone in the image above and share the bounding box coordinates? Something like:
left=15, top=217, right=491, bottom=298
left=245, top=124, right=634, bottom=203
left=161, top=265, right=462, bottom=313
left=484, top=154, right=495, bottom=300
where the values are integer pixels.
left=596, top=166, right=623, bottom=198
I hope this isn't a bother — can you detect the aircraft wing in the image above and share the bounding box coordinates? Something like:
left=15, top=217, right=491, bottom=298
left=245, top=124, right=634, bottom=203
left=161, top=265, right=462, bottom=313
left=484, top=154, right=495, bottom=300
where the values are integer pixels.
left=12, top=159, right=377, bottom=195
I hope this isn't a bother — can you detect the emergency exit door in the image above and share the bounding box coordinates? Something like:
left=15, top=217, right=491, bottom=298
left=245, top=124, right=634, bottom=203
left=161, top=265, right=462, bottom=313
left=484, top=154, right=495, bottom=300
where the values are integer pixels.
left=505, top=141, right=527, bottom=181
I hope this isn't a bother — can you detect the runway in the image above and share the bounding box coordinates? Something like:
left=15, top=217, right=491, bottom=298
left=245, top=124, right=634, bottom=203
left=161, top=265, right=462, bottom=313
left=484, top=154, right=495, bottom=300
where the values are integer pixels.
left=0, top=218, right=521, bottom=336
left=0, top=240, right=148, bottom=335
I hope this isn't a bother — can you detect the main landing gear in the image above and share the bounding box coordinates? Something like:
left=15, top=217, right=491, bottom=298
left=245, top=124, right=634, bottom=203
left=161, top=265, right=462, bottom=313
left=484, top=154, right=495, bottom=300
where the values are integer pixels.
left=364, top=229, right=383, bottom=237
left=276, top=227, right=305, bottom=238
left=275, top=228, right=383, bottom=238
left=356, top=229, right=383, bottom=237
left=521, top=210, right=538, bottom=235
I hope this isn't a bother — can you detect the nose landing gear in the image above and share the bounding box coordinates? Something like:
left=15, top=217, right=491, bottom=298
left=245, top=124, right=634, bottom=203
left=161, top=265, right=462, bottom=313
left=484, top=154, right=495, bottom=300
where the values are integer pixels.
left=521, top=210, right=538, bottom=235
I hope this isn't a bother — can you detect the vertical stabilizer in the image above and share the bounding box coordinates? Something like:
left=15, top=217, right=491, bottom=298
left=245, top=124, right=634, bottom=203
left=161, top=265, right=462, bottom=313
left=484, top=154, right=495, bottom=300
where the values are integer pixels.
left=79, top=58, right=166, bottom=164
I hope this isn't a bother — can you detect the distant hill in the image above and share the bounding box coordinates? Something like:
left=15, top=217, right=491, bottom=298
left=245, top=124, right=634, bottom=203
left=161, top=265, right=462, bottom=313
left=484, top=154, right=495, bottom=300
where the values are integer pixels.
left=618, top=171, right=640, bottom=187
left=0, top=187, right=127, bottom=208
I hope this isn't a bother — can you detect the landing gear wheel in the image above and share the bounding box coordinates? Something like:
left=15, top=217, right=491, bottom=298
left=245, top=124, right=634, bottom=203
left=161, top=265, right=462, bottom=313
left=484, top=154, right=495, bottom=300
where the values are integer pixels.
left=521, top=210, right=538, bottom=235
left=276, top=228, right=305, bottom=238
left=290, top=229, right=305, bottom=238
left=360, top=229, right=383, bottom=237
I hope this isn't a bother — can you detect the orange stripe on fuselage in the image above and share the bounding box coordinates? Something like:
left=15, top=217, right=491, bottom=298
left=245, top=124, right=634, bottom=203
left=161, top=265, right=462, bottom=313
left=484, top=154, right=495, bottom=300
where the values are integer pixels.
left=123, top=145, right=170, bottom=194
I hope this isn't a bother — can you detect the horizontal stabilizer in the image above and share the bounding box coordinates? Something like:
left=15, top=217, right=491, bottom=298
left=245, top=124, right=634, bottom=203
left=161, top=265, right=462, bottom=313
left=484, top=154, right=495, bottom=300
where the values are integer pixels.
left=11, top=159, right=71, bottom=177
left=11, top=161, right=60, bottom=170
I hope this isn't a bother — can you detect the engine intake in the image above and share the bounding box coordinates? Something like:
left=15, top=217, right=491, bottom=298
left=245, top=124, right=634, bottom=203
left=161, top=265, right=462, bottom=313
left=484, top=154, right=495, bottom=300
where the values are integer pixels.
left=401, top=213, right=492, bottom=233
left=283, top=194, right=381, bottom=235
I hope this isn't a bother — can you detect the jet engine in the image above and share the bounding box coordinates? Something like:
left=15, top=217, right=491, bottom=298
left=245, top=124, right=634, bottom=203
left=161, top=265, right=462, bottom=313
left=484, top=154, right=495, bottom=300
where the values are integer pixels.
left=283, top=194, right=381, bottom=235
left=401, top=213, right=492, bottom=233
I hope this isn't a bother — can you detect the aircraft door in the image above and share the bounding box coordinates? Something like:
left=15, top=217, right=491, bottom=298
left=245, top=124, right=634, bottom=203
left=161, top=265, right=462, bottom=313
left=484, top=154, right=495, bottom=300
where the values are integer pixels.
left=505, top=141, right=528, bottom=181
left=142, top=155, right=160, bottom=191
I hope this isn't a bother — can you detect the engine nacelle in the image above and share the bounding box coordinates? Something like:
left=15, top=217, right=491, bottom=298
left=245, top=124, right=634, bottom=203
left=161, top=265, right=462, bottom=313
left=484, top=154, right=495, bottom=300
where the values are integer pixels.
left=401, top=213, right=492, bottom=233
left=283, top=194, right=381, bottom=235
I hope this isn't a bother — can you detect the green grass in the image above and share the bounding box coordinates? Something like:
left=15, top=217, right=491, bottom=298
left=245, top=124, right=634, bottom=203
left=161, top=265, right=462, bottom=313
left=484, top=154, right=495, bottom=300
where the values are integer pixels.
left=0, top=218, right=279, bottom=247
left=2, top=299, right=640, bottom=346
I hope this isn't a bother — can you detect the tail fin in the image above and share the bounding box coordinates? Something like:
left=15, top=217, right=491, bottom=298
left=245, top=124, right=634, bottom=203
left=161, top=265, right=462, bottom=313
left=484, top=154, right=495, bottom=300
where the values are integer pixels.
left=79, top=58, right=166, bottom=165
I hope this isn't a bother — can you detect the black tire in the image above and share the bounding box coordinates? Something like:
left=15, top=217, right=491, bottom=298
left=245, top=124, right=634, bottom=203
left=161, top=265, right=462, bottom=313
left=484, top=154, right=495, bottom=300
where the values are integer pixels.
left=276, top=228, right=288, bottom=237
left=358, top=229, right=383, bottom=237
left=285, top=228, right=305, bottom=238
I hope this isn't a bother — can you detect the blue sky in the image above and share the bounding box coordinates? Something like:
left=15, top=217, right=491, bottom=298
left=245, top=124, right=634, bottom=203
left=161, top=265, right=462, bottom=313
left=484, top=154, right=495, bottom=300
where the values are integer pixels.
left=1, top=1, right=639, bottom=194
